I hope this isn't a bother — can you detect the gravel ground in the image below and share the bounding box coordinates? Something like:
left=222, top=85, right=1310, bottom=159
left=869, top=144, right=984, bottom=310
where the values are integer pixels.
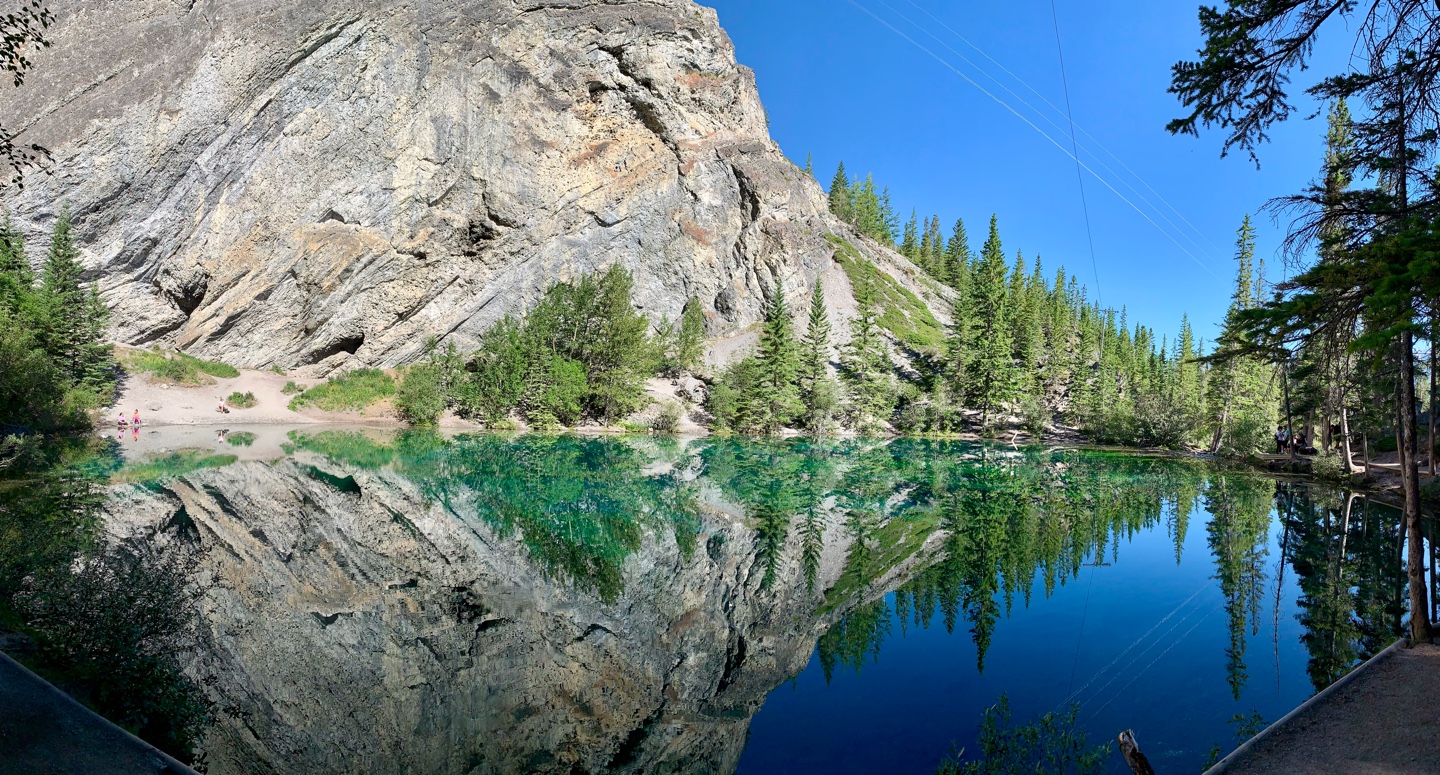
left=1218, top=642, right=1440, bottom=774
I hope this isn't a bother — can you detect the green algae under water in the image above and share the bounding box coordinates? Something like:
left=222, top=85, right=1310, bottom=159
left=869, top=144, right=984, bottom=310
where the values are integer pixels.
left=89, top=427, right=1423, bottom=774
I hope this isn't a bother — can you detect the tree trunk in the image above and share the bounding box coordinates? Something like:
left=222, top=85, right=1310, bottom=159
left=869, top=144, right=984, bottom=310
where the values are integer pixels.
left=1341, top=406, right=1358, bottom=474
left=1430, top=320, right=1437, bottom=476
left=1323, top=404, right=1333, bottom=453
left=1281, top=365, right=1295, bottom=459
left=1398, top=329, right=1432, bottom=643
left=1363, top=430, right=1371, bottom=475
left=1210, top=407, right=1227, bottom=454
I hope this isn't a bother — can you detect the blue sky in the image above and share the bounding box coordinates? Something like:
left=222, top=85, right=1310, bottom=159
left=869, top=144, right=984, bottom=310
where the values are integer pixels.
left=704, top=0, right=1353, bottom=348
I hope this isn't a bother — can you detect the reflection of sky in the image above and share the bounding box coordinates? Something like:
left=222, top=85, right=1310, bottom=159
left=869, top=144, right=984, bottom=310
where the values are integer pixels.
left=739, top=503, right=1321, bottom=774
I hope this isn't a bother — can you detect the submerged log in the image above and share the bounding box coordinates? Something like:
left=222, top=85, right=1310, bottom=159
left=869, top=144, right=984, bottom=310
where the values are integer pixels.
left=1118, top=730, right=1156, bottom=775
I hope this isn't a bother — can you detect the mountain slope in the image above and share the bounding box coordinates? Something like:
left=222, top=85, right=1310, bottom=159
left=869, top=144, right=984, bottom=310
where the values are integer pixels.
left=3, top=0, right=948, bottom=373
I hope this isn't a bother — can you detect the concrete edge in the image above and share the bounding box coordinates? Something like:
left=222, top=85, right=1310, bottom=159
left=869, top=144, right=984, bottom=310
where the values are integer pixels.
left=0, top=648, right=202, bottom=775
left=1201, top=637, right=1409, bottom=775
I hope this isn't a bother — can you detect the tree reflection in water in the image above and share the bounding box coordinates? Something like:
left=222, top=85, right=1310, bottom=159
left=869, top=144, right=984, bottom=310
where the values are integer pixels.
left=278, top=432, right=1413, bottom=695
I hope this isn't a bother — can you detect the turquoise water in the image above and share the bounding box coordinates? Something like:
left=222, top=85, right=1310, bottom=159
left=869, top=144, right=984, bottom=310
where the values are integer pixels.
left=97, top=428, right=1408, bottom=773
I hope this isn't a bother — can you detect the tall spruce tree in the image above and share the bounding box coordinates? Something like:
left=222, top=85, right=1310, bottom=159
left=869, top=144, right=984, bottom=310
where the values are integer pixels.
left=901, top=211, right=920, bottom=261
left=841, top=275, right=894, bottom=433
left=961, top=216, right=1016, bottom=424
left=673, top=296, right=705, bottom=375
left=38, top=208, right=111, bottom=391
left=0, top=215, right=33, bottom=314
left=828, top=162, right=851, bottom=222
left=799, top=282, right=837, bottom=432
left=943, top=217, right=971, bottom=290
left=1205, top=216, right=1277, bottom=454
left=754, top=282, right=801, bottom=433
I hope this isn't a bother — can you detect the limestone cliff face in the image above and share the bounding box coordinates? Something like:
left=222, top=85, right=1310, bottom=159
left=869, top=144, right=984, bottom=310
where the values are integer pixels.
left=106, top=452, right=856, bottom=774
left=1, top=0, right=943, bottom=373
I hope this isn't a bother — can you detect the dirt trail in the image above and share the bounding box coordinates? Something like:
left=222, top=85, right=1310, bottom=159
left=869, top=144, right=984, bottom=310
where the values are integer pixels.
left=1215, top=642, right=1440, bottom=774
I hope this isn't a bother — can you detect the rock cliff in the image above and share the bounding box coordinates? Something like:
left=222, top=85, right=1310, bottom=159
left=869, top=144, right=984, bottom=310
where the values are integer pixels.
left=2, top=0, right=948, bottom=373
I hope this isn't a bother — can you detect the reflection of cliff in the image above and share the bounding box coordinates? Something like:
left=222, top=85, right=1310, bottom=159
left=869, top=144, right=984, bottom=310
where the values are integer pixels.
left=107, top=439, right=851, bottom=775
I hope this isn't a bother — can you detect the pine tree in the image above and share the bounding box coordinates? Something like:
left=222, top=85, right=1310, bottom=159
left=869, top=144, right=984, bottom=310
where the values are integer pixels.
left=901, top=211, right=920, bottom=260
left=38, top=207, right=112, bottom=391
left=672, top=296, right=705, bottom=375
left=799, top=282, right=838, bottom=432
left=879, top=187, right=898, bottom=244
left=828, top=162, right=851, bottom=222
left=919, top=215, right=934, bottom=268
left=841, top=275, right=895, bottom=433
left=943, top=217, right=971, bottom=290
left=0, top=215, right=32, bottom=314
left=926, top=216, right=944, bottom=272
left=961, top=215, right=1016, bottom=424
left=1008, top=251, right=1043, bottom=396
left=754, top=282, right=801, bottom=433
left=1205, top=215, right=1276, bottom=454
left=852, top=175, right=881, bottom=238
left=804, top=153, right=814, bottom=179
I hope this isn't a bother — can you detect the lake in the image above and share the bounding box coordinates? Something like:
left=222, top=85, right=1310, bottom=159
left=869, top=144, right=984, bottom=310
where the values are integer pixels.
left=94, top=426, right=1407, bottom=774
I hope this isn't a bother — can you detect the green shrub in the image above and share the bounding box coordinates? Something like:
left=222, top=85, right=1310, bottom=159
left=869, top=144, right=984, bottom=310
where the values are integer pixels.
left=1219, top=410, right=1274, bottom=459
left=396, top=365, right=446, bottom=426
left=650, top=400, right=683, bottom=435
left=281, top=380, right=303, bottom=395
left=269, top=365, right=285, bottom=375
left=226, top=391, right=256, bottom=409
left=1018, top=396, right=1049, bottom=439
left=523, top=356, right=588, bottom=427
left=287, top=368, right=395, bottom=412
left=122, top=349, right=238, bottom=385
left=1311, top=452, right=1352, bottom=482
left=225, top=431, right=257, bottom=447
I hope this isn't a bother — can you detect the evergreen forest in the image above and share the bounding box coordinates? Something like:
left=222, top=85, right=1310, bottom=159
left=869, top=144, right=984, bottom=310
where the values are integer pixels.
left=711, top=161, right=1286, bottom=455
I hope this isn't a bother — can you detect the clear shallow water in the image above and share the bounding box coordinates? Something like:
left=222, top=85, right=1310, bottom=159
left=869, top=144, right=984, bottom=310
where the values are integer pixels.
left=99, top=427, right=1409, bottom=774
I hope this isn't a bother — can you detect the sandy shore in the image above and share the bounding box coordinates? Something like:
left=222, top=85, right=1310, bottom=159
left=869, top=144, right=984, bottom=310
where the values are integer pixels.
left=103, top=366, right=395, bottom=428
left=103, top=360, right=713, bottom=435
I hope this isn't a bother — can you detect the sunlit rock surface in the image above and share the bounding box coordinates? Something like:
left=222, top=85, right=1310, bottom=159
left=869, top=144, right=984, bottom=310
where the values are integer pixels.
left=3, top=0, right=949, bottom=372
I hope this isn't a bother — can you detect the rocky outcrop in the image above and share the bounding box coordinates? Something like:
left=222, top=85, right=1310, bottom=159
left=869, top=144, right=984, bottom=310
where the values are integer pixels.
left=2, top=0, right=947, bottom=373
left=106, top=447, right=861, bottom=774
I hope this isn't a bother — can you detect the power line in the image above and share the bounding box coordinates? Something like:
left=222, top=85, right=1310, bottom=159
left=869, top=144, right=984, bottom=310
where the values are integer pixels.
left=847, top=0, right=1221, bottom=279
left=897, top=0, right=1226, bottom=257
left=875, top=0, right=1217, bottom=264
left=1048, top=0, right=1102, bottom=307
